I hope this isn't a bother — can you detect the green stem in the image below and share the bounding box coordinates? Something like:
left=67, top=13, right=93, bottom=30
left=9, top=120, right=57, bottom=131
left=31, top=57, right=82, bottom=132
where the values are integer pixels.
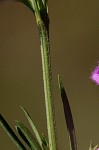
left=37, top=19, right=56, bottom=150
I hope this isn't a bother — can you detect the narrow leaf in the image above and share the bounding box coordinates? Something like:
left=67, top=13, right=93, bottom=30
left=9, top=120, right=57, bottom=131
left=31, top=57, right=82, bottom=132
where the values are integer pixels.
left=17, top=0, right=34, bottom=14
left=41, top=133, right=48, bottom=149
left=41, top=0, right=47, bottom=6
left=17, top=0, right=40, bottom=20
left=15, top=120, right=41, bottom=150
left=94, top=145, right=99, bottom=150
left=0, top=114, right=26, bottom=150
left=89, top=140, right=93, bottom=150
left=21, top=107, right=44, bottom=149
left=58, top=75, right=77, bottom=150
left=16, top=126, right=31, bottom=148
left=89, top=140, right=99, bottom=150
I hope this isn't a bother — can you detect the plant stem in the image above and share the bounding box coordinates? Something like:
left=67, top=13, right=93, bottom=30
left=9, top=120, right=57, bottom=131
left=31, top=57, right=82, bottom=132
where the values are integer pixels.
left=37, top=19, right=56, bottom=150
left=20, top=0, right=57, bottom=148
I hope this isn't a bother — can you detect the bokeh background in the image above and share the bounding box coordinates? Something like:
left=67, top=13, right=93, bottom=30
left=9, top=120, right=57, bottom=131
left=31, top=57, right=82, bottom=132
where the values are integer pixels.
left=0, top=0, right=98, bottom=149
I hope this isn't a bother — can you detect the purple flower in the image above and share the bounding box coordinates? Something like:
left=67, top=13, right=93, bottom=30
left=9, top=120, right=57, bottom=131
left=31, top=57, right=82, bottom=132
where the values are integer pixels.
left=90, top=65, right=99, bottom=85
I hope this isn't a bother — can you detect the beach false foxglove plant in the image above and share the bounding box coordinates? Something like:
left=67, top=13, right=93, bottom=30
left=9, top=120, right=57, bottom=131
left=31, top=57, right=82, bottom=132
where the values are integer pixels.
left=0, top=0, right=78, bottom=149
left=0, top=0, right=56, bottom=150
left=0, top=0, right=98, bottom=150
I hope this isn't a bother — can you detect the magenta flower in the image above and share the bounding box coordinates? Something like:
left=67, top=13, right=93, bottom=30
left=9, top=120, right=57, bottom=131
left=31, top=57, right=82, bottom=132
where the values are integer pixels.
left=90, top=65, right=99, bottom=85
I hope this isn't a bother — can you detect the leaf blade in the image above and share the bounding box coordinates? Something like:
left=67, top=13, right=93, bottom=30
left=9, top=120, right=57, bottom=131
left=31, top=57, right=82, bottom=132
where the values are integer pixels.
left=0, top=114, right=26, bottom=150
left=21, top=107, right=45, bottom=149
left=89, top=140, right=99, bottom=150
left=58, top=75, right=77, bottom=150
left=16, top=120, right=41, bottom=150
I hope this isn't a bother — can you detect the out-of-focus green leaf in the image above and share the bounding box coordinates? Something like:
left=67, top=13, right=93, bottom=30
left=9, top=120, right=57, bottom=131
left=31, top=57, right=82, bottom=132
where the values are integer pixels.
left=89, top=140, right=98, bottom=150
left=58, top=75, right=77, bottom=150
left=89, top=140, right=93, bottom=150
left=41, top=0, right=48, bottom=6
left=0, top=114, right=26, bottom=150
left=21, top=107, right=48, bottom=149
left=93, top=145, right=99, bottom=150
left=15, top=120, right=41, bottom=150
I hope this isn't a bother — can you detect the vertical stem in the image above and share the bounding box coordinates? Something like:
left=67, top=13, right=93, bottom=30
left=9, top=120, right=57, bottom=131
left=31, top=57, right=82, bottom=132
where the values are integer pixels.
left=37, top=20, right=56, bottom=150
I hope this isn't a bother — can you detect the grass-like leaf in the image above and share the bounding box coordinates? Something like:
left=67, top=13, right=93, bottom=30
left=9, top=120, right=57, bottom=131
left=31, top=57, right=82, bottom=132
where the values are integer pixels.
left=41, top=133, right=48, bottom=149
left=89, top=140, right=98, bottom=150
left=0, top=114, right=27, bottom=150
left=93, top=145, right=99, bottom=150
left=16, top=126, right=30, bottom=148
left=89, top=140, right=93, bottom=150
left=18, top=0, right=40, bottom=19
left=21, top=107, right=48, bottom=149
left=58, top=75, right=77, bottom=150
left=15, top=120, right=41, bottom=150
left=18, top=0, right=49, bottom=32
left=17, top=0, right=34, bottom=14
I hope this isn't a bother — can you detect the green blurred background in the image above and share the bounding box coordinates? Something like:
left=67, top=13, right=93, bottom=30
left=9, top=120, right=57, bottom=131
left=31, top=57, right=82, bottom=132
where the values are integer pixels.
left=0, top=0, right=98, bottom=149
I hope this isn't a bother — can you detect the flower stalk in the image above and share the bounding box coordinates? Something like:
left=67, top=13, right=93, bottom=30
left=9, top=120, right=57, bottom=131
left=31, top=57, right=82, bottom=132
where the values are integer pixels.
left=35, top=13, right=56, bottom=150
left=37, top=20, right=56, bottom=150
left=26, top=0, right=57, bottom=149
